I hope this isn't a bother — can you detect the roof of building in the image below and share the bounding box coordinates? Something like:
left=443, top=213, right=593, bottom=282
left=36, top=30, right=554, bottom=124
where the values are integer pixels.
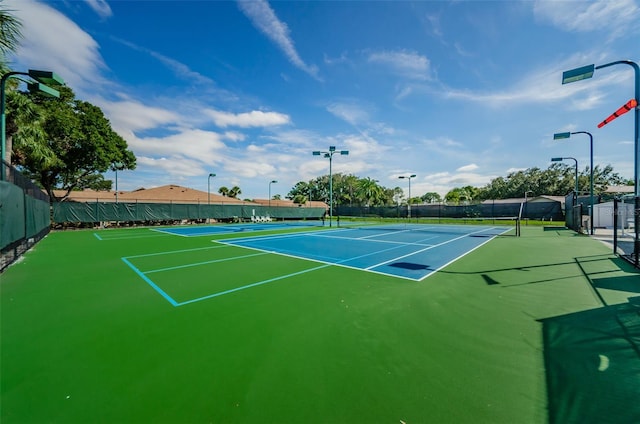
left=604, top=185, right=634, bottom=194
left=54, top=185, right=254, bottom=205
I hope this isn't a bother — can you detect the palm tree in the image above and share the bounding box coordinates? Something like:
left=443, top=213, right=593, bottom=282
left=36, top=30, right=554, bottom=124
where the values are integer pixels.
left=0, top=6, right=22, bottom=67
left=356, top=177, right=385, bottom=206
left=228, top=186, right=242, bottom=198
left=5, top=91, right=54, bottom=167
left=218, top=186, right=229, bottom=196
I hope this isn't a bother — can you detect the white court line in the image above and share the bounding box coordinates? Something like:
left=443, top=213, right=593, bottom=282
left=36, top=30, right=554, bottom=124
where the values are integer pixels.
left=365, top=226, right=504, bottom=270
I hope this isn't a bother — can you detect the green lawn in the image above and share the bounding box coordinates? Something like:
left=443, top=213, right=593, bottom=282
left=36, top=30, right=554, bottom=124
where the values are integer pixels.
left=1, top=225, right=638, bottom=423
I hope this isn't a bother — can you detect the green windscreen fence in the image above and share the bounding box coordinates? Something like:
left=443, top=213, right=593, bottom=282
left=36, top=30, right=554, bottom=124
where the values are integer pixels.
left=1, top=161, right=51, bottom=271
left=52, top=201, right=325, bottom=223
left=337, top=201, right=564, bottom=220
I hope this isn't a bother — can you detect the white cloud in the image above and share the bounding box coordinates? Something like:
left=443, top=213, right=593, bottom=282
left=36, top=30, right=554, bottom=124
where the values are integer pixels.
left=85, top=0, right=113, bottom=19
left=533, top=0, right=640, bottom=42
left=457, top=163, right=479, bottom=172
left=136, top=156, right=207, bottom=178
left=99, top=98, right=180, bottom=135
left=368, top=49, right=432, bottom=81
left=112, top=37, right=215, bottom=86
left=129, top=129, right=227, bottom=166
left=237, top=0, right=320, bottom=80
left=6, top=0, right=109, bottom=94
left=326, top=102, right=370, bottom=126
left=207, top=109, right=291, bottom=128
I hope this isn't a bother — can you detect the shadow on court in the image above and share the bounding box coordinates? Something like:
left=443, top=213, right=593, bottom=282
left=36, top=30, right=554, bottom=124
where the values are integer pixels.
left=540, top=299, right=640, bottom=423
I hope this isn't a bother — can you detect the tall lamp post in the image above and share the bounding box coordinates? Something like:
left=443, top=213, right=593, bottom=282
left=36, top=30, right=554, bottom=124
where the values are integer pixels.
left=207, top=173, right=216, bottom=223
left=111, top=162, right=124, bottom=203
left=269, top=180, right=277, bottom=207
left=551, top=157, right=579, bottom=194
left=562, top=60, right=639, bottom=262
left=1, top=69, right=64, bottom=180
left=523, top=190, right=533, bottom=220
left=554, top=131, right=594, bottom=235
left=399, top=174, right=416, bottom=218
left=312, top=146, right=349, bottom=227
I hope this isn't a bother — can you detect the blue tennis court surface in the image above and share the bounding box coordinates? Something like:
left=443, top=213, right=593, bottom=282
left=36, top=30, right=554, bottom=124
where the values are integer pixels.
left=219, top=223, right=514, bottom=281
left=153, top=221, right=320, bottom=237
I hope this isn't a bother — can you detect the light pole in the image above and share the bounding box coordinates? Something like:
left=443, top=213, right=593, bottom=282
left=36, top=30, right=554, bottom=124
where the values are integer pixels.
left=312, top=146, right=349, bottom=227
left=207, top=173, right=216, bottom=223
left=399, top=174, right=416, bottom=218
left=269, top=180, right=277, bottom=207
left=1, top=69, right=64, bottom=180
left=207, top=173, right=216, bottom=205
left=551, top=157, right=579, bottom=194
left=523, top=190, right=533, bottom=220
left=111, top=162, right=124, bottom=203
left=562, top=60, right=639, bottom=263
left=554, top=131, right=594, bottom=235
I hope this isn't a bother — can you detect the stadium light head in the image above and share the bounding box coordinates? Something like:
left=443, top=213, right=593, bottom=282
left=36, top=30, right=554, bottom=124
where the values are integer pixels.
left=410, top=174, right=416, bottom=178
left=209, top=173, right=216, bottom=177
left=551, top=157, right=563, bottom=162
left=329, top=146, right=336, bottom=152
left=27, top=82, right=59, bottom=98
left=562, top=64, right=595, bottom=84
left=340, top=150, right=349, bottom=155
left=553, top=132, right=571, bottom=140
left=270, top=180, right=277, bottom=183
left=312, top=151, right=321, bottom=156
left=28, top=69, right=65, bottom=86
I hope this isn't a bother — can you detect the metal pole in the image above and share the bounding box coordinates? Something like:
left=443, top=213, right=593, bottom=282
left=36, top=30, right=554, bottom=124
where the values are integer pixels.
left=115, top=168, right=118, bottom=203
left=329, top=153, right=333, bottom=227
left=408, top=177, right=412, bottom=219
left=594, top=60, right=639, bottom=259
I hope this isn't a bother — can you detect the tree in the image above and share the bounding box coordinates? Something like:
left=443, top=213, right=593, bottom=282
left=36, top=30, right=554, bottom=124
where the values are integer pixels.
left=445, top=186, right=476, bottom=205
left=0, top=5, right=22, bottom=68
left=218, top=186, right=229, bottom=196
left=228, top=186, right=242, bottom=198
left=421, top=192, right=442, bottom=204
left=16, top=86, right=136, bottom=201
left=272, top=194, right=281, bottom=200
left=356, top=177, right=385, bottom=206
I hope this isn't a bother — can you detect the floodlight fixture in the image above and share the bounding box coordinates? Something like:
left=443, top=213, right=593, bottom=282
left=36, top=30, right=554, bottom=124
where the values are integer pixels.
left=1, top=69, right=65, bottom=180
left=398, top=174, right=417, bottom=218
left=269, top=180, right=278, bottom=207
left=554, top=131, right=594, bottom=235
left=312, top=146, right=350, bottom=227
left=207, top=173, right=216, bottom=206
left=562, top=64, right=595, bottom=84
left=562, top=59, right=639, bottom=265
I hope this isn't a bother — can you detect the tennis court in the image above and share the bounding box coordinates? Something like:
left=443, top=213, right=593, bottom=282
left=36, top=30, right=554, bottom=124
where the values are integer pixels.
left=1, top=223, right=639, bottom=423
left=121, top=223, right=514, bottom=307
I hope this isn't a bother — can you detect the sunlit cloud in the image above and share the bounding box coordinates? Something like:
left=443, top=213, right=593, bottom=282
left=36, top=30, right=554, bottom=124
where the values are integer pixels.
left=206, top=109, right=291, bottom=128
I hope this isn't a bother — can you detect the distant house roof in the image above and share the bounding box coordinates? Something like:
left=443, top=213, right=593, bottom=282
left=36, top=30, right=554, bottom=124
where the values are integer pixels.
left=604, top=185, right=634, bottom=194
left=55, top=184, right=255, bottom=205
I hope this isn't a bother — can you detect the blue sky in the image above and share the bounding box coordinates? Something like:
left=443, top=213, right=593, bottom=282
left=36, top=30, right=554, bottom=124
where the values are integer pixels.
left=6, top=0, right=640, bottom=200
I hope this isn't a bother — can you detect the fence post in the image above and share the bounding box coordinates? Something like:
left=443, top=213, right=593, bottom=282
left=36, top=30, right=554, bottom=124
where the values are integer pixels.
left=635, top=196, right=639, bottom=267
left=613, top=197, right=618, bottom=254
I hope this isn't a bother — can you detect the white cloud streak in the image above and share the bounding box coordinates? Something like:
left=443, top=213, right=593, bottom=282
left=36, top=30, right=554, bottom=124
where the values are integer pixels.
left=368, top=50, right=432, bottom=81
left=84, top=0, right=113, bottom=19
left=237, top=0, right=320, bottom=80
